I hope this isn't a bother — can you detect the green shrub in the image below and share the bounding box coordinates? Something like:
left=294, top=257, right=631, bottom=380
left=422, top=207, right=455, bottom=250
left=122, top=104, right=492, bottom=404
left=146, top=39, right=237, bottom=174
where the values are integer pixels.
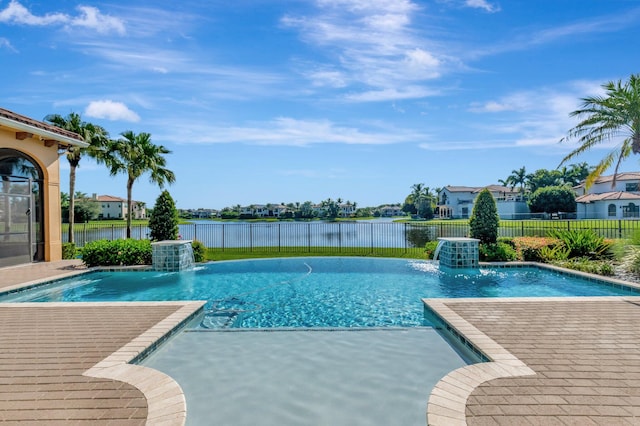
left=62, top=242, right=76, bottom=260
left=538, top=244, right=571, bottom=262
left=81, top=239, right=152, bottom=267
left=512, top=237, right=560, bottom=261
left=628, top=229, right=640, bottom=246
left=469, top=189, right=499, bottom=244
left=424, top=240, right=439, bottom=259
left=547, top=229, right=613, bottom=259
left=191, top=240, right=206, bottom=263
left=479, top=242, right=517, bottom=262
left=551, top=258, right=615, bottom=276
left=149, top=190, right=179, bottom=241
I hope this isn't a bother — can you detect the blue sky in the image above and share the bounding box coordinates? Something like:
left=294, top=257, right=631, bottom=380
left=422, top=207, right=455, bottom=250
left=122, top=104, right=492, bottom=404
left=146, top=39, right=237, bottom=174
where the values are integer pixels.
left=2, top=0, right=640, bottom=209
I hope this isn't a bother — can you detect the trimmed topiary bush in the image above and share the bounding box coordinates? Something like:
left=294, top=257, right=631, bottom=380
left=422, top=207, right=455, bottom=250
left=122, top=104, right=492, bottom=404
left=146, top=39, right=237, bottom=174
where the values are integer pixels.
left=81, top=239, right=152, bottom=267
left=469, top=188, right=499, bottom=244
left=149, top=190, right=179, bottom=241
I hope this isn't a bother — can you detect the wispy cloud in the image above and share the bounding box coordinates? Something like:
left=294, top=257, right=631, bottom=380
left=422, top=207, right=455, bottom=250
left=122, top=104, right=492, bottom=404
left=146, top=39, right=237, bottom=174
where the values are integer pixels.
left=471, top=7, right=640, bottom=59
left=464, top=0, right=500, bottom=13
left=0, top=36, right=16, bottom=52
left=281, top=0, right=451, bottom=102
left=157, top=116, right=426, bottom=147
left=85, top=100, right=140, bottom=122
left=0, top=1, right=125, bottom=34
left=419, top=80, right=612, bottom=152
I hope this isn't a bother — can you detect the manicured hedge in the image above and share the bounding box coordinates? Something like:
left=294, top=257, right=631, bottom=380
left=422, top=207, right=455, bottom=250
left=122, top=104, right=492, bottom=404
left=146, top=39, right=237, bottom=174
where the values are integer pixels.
left=81, top=239, right=152, bottom=267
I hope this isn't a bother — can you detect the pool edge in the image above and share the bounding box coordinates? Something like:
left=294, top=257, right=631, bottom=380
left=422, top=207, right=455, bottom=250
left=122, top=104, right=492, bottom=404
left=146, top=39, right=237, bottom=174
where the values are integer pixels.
left=423, top=298, right=537, bottom=426
left=81, top=301, right=206, bottom=426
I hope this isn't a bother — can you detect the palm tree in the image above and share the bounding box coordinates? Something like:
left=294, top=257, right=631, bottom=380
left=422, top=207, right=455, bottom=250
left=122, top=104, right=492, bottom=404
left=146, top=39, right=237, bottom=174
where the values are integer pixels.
left=559, top=74, right=640, bottom=189
left=507, top=167, right=527, bottom=193
left=44, top=113, right=109, bottom=243
left=106, top=131, right=175, bottom=238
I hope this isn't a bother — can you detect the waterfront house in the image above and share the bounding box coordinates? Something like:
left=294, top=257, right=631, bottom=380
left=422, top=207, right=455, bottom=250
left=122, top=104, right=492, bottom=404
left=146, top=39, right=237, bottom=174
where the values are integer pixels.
left=89, top=194, right=146, bottom=220
left=0, top=107, right=86, bottom=266
left=437, top=185, right=529, bottom=219
left=574, top=172, right=640, bottom=219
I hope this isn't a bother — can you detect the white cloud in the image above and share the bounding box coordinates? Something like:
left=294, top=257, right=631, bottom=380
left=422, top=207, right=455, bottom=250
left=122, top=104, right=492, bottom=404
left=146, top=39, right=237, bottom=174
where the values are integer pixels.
left=71, top=6, right=125, bottom=35
left=464, top=0, right=500, bottom=13
left=85, top=100, right=140, bottom=122
left=0, top=1, right=67, bottom=25
left=0, top=1, right=125, bottom=34
left=345, top=86, right=439, bottom=102
left=157, top=116, right=426, bottom=147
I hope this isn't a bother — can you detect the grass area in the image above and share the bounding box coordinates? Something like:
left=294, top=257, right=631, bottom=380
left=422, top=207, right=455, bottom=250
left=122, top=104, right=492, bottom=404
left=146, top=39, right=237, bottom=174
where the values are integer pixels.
left=204, top=247, right=427, bottom=261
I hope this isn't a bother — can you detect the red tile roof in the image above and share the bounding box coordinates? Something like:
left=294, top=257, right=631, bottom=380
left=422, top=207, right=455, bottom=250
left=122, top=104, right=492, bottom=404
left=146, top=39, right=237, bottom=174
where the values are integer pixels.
left=0, top=107, right=85, bottom=143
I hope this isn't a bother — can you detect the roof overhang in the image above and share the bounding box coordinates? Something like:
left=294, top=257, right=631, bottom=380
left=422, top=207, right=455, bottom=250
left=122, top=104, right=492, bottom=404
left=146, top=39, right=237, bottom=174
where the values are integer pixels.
left=0, top=116, right=89, bottom=149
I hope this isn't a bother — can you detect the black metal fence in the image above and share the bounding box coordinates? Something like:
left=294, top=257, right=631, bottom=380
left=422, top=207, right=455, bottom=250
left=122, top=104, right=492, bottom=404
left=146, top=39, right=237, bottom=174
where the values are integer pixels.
left=63, top=220, right=640, bottom=253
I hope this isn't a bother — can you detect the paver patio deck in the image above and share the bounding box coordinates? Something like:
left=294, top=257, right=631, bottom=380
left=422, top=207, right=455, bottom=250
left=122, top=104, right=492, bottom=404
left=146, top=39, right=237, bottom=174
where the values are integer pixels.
left=425, top=296, right=640, bottom=425
left=0, top=261, right=205, bottom=425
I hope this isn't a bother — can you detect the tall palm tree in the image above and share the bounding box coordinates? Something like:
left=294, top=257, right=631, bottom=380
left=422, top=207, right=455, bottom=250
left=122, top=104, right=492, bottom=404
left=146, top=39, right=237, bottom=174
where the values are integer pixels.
left=45, top=113, right=109, bottom=243
left=106, top=131, right=175, bottom=238
left=559, top=74, right=640, bottom=189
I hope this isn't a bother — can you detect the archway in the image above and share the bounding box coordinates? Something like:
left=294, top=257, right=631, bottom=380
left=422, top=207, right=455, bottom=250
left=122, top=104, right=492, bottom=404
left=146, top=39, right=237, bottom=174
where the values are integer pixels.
left=0, top=148, right=44, bottom=266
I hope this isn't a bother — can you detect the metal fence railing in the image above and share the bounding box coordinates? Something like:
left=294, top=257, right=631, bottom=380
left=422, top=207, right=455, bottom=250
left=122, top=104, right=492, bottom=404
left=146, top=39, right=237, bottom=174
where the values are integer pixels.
left=62, top=219, right=640, bottom=252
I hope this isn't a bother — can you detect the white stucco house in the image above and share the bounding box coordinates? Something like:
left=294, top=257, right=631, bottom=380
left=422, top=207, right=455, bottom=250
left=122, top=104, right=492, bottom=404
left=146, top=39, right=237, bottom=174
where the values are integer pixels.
left=90, top=194, right=146, bottom=220
left=574, top=172, right=640, bottom=219
left=437, top=185, right=530, bottom=219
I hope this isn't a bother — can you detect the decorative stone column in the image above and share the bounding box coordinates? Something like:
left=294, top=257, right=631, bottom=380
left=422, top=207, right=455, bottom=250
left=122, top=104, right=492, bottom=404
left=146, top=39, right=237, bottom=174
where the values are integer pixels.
left=151, top=240, right=194, bottom=272
left=436, top=237, right=479, bottom=268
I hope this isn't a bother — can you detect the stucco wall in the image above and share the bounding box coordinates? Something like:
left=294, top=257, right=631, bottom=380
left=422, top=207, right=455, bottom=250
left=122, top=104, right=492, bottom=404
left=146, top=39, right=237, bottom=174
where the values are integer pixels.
left=0, top=127, right=62, bottom=261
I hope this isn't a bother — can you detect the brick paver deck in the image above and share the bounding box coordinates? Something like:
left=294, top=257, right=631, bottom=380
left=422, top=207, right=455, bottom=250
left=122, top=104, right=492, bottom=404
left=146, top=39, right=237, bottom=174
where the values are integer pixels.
left=425, top=297, right=640, bottom=425
left=0, top=261, right=205, bottom=425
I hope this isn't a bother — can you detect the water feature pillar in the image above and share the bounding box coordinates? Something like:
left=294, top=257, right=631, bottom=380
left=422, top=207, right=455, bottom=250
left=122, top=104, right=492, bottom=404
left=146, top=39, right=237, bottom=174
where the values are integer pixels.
left=151, top=240, right=195, bottom=272
left=436, top=237, right=479, bottom=268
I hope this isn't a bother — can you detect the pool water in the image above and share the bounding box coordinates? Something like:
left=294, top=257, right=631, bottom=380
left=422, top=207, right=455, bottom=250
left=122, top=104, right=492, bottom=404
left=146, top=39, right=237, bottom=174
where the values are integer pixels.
left=1, top=257, right=637, bottom=328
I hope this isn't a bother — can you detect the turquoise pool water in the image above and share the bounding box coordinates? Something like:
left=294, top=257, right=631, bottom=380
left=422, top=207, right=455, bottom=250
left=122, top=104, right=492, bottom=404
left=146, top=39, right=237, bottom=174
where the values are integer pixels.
left=1, top=257, right=637, bottom=328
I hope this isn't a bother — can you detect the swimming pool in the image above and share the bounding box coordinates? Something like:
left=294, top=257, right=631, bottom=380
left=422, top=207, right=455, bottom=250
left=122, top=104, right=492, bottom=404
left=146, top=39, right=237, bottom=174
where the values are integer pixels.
left=1, top=257, right=638, bottom=328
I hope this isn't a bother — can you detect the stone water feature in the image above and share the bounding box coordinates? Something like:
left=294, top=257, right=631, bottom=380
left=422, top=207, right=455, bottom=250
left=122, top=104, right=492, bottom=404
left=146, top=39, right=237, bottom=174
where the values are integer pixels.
left=433, top=237, right=479, bottom=268
left=151, top=240, right=195, bottom=272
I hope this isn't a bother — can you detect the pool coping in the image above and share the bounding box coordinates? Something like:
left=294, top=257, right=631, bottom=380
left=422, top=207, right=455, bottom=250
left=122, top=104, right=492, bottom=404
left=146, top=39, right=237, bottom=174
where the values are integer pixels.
left=81, top=300, right=206, bottom=425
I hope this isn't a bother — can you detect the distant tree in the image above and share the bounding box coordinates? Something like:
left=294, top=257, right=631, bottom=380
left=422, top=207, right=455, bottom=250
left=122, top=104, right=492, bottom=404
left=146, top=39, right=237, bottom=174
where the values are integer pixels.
left=558, top=162, right=593, bottom=186
left=321, top=198, right=340, bottom=220
left=559, top=74, right=640, bottom=189
left=528, top=186, right=576, bottom=214
left=149, top=190, right=179, bottom=241
left=73, top=197, right=101, bottom=223
left=526, top=169, right=563, bottom=193
left=469, top=189, right=499, bottom=244
left=298, top=201, right=315, bottom=219
left=416, top=196, right=434, bottom=219
left=507, top=167, right=527, bottom=193
left=106, top=131, right=175, bottom=238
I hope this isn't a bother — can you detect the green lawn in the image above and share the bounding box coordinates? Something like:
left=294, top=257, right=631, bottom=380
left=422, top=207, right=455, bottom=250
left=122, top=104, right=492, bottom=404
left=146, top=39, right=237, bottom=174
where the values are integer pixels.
left=204, top=247, right=426, bottom=261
